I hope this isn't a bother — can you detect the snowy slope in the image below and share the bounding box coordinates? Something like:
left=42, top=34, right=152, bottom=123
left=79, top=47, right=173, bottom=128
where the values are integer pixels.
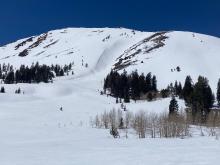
left=122, top=31, right=220, bottom=91
left=1, top=28, right=220, bottom=90
left=0, top=28, right=220, bottom=165
left=0, top=28, right=148, bottom=77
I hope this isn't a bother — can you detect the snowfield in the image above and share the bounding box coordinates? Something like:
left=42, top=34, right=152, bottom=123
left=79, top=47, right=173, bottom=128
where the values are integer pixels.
left=0, top=28, right=220, bottom=165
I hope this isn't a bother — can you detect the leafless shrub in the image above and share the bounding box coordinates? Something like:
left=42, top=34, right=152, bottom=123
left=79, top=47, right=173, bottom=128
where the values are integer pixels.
left=133, top=111, right=147, bottom=138
left=95, top=114, right=101, bottom=128
left=125, top=111, right=133, bottom=129
left=92, top=109, right=191, bottom=139
left=101, top=111, right=109, bottom=129
left=205, top=111, right=220, bottom=136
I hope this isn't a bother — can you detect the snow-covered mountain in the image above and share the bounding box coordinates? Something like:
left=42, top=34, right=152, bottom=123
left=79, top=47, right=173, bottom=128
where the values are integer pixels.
left=1, top=27, right=220, bottom=90
left=0, top=28, right=220, bottom=165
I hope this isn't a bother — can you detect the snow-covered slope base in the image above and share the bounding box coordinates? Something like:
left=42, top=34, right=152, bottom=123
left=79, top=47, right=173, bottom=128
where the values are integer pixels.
left=0, top=74, right=219, bottom=165
left=0, top=28, right=220, bottom=165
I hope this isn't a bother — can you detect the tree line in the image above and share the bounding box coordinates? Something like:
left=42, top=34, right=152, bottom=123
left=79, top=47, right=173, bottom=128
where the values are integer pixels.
left=0, top=62, right=74, bottom=84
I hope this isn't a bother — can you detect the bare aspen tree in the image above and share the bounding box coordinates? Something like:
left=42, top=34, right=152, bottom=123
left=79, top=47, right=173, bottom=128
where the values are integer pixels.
left=109, top=108, right=117, bottom=128
left=109, top=108, right=120, bottom=138
left=101, top=111, right=109, bottom=129
left=117, top=109, right=124, bottom=129
left=95, top=114, right=101, bottom=128
left=134, top=111, right=147, bottom=138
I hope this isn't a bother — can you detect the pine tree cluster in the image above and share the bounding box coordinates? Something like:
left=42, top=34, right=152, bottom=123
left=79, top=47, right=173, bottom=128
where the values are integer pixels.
left=182, top=75, right=214, bottom=122
left=0, top=62, right=74, bottom=84
left=164, top=81, right=183, bottom=98
left=103, top=70, right=157, bottom=102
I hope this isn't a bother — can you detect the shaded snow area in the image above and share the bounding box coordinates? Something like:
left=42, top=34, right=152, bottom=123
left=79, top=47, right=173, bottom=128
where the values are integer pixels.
left=0, top=28, right=220, bottom=164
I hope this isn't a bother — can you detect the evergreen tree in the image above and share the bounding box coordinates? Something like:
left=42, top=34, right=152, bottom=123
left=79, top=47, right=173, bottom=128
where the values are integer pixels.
left=139, top=73, right=146, bottom=94
left=130, top=70, right=140, bottom=100
left=182, top=76, right=194, bottom=105
left=177, top=82, right=183, bottom=98
left=124, top=92, right=130, bottom=103
left=160, top=89, right=169, bottom=98
left=174, top=81, right=178, bottom=96
left=116, top=97, right=119, bottom=104
left=191, top=76, right=214, bottom=122
left=152, top=75, right=157, bottom=92
left=174, top=81, right=183, bottom=97
left=121, top=70, right=130, bottom=102
left=4, top=70, right=14, bottom=84
left=15, top=70, right=21, bottom=83
left=0, top=86, right=5, bottom=93
left=217, top=79, right=220, bottom=106
left=169, top=97, right=179, bottom=115
left=145, top=72, right=152, bottom=93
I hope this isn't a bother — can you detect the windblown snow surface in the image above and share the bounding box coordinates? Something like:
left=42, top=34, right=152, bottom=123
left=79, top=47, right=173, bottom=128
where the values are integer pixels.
left=0, top=28, right=220, bottom=165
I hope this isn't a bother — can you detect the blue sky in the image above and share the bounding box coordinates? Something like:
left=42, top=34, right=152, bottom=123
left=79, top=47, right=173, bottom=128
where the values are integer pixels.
left=0, top=0, right=219, bottom=45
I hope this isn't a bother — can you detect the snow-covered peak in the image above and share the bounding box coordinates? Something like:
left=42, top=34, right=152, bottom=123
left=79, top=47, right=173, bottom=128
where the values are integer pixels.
left=0, top=28, right=220, bottom=90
